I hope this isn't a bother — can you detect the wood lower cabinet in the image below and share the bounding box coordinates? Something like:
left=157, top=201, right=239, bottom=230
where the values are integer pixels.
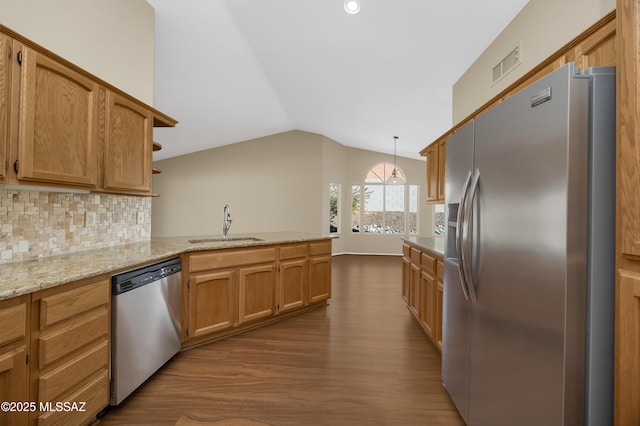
left=309, top=241, right=332, bottom=304
left=0, top=295, right=30, bottom=426
left=436, top=260, right=444, bottom=351
left=30, top=277, right=110, bottom=426
left=185, top=240, right=332, bottom=347
left=401, top=245, right=410, bottom=302
left=420, top=269, right=436, bottom=339
left=279, top=259, right=307, bottom=312
left=402, top=242, right=443, bottom=352
left=238, top=264, right=277, bottom=324
left=188, top=269, right=236, bottom=338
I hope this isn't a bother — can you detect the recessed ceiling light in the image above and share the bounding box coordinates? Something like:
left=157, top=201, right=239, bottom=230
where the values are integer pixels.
left=344, top=0, right=361, bottom=15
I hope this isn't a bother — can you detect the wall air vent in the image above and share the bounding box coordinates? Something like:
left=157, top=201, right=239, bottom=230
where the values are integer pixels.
left=492, top=45, right=521, bottom=85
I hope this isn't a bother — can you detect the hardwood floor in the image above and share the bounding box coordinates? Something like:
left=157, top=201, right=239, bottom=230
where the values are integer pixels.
left=99, top=255, right=464, bottom=426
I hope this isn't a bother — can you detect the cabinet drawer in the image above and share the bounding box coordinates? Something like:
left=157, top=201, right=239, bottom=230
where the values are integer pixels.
left=309, top=241, right=332, bottom=256
left=190, top=247, right=277, bottom=272
left=280, top=244, right=307, bottom=260
left=402, top=244, right=411, bottom=258
left=437, top=260, right=444, bottom=280
left=37, top=370, right=109, bottom=426
left=39, top=279, right=109, bottom=328
left=421, top=252, right=436, bottom=275
left=411, top=248, right=421, bottom=265
left=0, top=301, right=27, bottom=347
left=38, top=339, right=108, bottom=402
left=38, top=309, right=109, bottom=369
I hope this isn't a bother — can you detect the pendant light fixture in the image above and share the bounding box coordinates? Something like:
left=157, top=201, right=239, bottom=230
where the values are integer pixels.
left=386, top=136, right=406, bottom=184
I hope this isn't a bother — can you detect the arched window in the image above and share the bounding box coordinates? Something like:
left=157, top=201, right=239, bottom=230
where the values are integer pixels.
left=365, top=163, right=406, bottom=183
left=352, top=163, right=418, bottom=234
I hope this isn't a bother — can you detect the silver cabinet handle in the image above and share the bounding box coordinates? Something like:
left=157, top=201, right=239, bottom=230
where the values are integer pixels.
left=462, top=168, right=480, bottom=305
left=456, top=171, right=472, bottom=301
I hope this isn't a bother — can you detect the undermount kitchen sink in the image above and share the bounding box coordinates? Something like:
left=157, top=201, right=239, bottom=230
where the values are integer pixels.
left=188, top=237, right=264, bottom=243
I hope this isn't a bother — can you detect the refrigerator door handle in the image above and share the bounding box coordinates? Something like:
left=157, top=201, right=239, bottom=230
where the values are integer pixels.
left=462, top=168, right=480, bottom=305
left=456, top=170, right=473, bottom=301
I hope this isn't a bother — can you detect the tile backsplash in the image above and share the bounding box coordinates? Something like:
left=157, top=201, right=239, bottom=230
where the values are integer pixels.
left=0, top=189, right=151, bottom=263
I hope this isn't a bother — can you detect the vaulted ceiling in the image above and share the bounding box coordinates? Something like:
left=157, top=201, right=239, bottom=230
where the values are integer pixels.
left=148, top=0, right=529, bottom=161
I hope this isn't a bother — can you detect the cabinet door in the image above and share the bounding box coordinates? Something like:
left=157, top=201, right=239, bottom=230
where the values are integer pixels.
left=420, top=270, right=436, bottom=339
left=104, top=91, right=152, bottom=192
left=32, top=278, right=109, bottom=425
left=0, top=295, right=29, bottom=426
left=239, top=264, right=277, bottom=324
left=0, top=33, right=10, bottom=181
left=437, top=139, right=446, bottom=202
left=425, top=144, right=438, bottom=203
left=436, top=279, right=444, bottom=351
left=309, top=256, right=331, bottom=303
left=574, top=18, right=616, bottom=70
left=16, top=45, right=98, bottom=186
left=0, top=346, right=28, bottom=425
left=409, top=263, right=421, bottom=316
left=401, top=257, right=410, bottom=303
left=616, top=269, right=640, bottom=425
left=188, top=270, right=236, bottom=338
left=279, top=258, right=307, bottom=313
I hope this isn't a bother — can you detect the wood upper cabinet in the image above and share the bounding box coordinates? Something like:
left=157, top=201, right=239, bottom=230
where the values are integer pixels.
left=14, top=43, right=98, bottom=187
left=103, top=91, right=152, bottom=193
left=574, top=17, right=616, bottom=69
left=0, top=33, right=10, bottom=181
left=424, top=140, right=445, bottom=204
left=425, top=143, right=439, bottom=203
left=0, top=25, right=176, bottom=195
left=0, top=295, right=29, bottom=426
left=437, top=139, right=446, bottom=202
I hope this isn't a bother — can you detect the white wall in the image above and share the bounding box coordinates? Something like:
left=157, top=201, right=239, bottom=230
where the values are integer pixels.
left=151, top=130, right=431, bottom=255
left=152, top=131, right=324, bottom=237
left=338, top=146, right=433, bottom=255
left=453, top=0, right=615, bottom=123
left=0, top=0, right=154, bottom=104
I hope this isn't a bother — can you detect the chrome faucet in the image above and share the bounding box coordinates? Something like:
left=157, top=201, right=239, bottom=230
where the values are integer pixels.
left=222, top=204, right=232, bottom=240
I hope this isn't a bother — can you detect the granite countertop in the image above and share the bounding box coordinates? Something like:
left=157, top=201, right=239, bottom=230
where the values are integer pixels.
left=0, top=231, right=334, bottom=301
left=401, top=236, right=445, bottom=257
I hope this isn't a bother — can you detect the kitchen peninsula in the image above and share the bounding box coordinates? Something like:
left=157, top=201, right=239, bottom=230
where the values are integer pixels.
left=0, top=231, right=333, bottom=425
left=401, top=236, right=445, bottom=351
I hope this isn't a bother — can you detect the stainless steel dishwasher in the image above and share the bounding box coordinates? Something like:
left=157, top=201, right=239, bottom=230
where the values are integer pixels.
left=111, top=257, right=182, bottom=405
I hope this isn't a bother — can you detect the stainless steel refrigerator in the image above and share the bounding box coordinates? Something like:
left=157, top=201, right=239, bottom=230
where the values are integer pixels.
left=441, top=63, right=615, bottom=425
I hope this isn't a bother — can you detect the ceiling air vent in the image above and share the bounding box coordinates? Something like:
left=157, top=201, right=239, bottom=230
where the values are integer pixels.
left=492, top=45, right=521, bottom=84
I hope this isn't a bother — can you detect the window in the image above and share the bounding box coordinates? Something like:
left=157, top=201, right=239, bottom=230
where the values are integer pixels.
left=351, top=163, right=418, bottom=234
left=329, top=183, right=340, bottom=234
